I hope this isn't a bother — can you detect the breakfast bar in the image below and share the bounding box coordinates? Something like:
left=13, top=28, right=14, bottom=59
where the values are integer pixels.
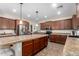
left=63, top=37, right=79, bottom=56
left=0, top=34, right=48, bottom=56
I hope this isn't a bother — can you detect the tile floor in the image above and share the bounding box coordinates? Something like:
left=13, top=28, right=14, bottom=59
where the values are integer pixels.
left=35, top=42, right=64, bottom=56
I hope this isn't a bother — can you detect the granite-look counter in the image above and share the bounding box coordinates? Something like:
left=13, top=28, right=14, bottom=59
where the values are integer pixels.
left=63, top=37, right=79, bottom=56
left=51, top=33, right=71, bottom=36
left=0, top=34, right=48, bottom=46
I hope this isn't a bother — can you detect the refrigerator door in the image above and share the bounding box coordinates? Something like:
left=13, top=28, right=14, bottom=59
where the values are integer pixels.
left=19, top=25, right=26, bottom=35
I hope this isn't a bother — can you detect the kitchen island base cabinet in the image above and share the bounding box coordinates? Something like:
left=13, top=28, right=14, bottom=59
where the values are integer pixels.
left=44, top=36, right=48, bottom=47
left=33, top=36, right=48, bottom=55
left=33, top=39, right=40, bottom=54
left=39, top=37, right=45, bottom=50
left=22, top=40, right=33, bottom=56
left=22, top=36, right=48, bottom=56
left=50, top=35, right=67, bottom=44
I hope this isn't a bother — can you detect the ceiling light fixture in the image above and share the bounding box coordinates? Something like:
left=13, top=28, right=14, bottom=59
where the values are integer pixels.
left=57, top=11, right=61, bottom=15
left=20, top=3, right=23, bottom=20
left=52, top=3, right=57, bottom=8
left=35, top=10, right=39, bottom=20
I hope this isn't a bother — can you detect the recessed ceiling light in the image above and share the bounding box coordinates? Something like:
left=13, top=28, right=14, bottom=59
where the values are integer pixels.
left=12, top=9, right=16, bottom=13
left=44, top=16, right=48, bottom=18
left=52, top=3, right=57, bottom=8
left=27, top=14, right=31, bottom=17
left=57, top=11, right=61, bottom=15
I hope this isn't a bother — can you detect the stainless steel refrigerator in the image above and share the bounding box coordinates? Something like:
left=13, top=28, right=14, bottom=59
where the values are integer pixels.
left=17, top=24, right=28, bottom=35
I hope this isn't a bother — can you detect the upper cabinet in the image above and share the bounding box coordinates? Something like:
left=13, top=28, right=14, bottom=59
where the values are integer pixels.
left=0, top=17, right=16, bottom=30
left=40, top=18, right=72, bottom=30
left=8, top=19, right=16, bottom=29
left=72, top=15, right=79, bottom=29
left=0, top=17, right=29, bottom=30
left=71, top=4, right=79, bottom=29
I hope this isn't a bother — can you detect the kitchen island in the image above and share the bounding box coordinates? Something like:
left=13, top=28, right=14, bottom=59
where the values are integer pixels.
left=63, top=37, right=79, bottom=56
left=0, top=34, right=48, bottom=56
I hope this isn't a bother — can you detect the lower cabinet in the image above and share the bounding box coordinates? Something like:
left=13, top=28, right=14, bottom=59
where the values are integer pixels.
left=22, top=36, right=48, bottom=56
left=49, top=35, right=67, bottom=44
left=33, top=39, right=40, bottom=54
left=39, top=37, right=45, bottom=50
left=22, top=40, right=33, bottom=56
left=44, top=36, right=48, bottom=47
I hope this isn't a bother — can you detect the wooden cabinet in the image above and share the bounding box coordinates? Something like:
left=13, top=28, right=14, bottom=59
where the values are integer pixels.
left=44, top=36, right=48, bottom=47
left=40, top=19, right=72, bottom=30
left=22, top=40, right=33, bottom=56
left=39, top=37, right=45, bottom=49
left=0, top=17, right=9, bottom=29
left=8, top=19, right=16, bottom=29
left=0, top=17, right=29, bottom=30
left=33, top=36, right=48, bottom=55
left=50, top=35, right=67, bottom=44
left=33, top=39, right=40, bottom=54
left=0, top=17, right=16, bottom=29
left=22, top=36, right=48, bottom=56
left=64, top=19, right=72, bottom=29
left=72, top=15, right=79, bottom=29
left=49, top=35, right=57, bottom=42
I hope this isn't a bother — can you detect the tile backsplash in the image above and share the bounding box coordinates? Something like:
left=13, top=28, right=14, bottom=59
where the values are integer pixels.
left=39, top=30, right=73, bottom=34
left=0, top=30, right=15, bottom=34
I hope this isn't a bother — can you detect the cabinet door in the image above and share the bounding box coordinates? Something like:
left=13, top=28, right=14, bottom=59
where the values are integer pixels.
left=39, top=37, right=45, bottom=49
left=50, top=35, right=67, bottom=44
left=22, top=40, right=33, bottom=56
left=33, top=39, right=40, bottom=54
left=58, top=35, right=67, bottom=44
left=0, top=17, right=16, bottom=29
left=72, top=15, right=77, bottom=29
left=49, top=35, right=57, bottom=42
left=44, top=36, right=48, bottom=47
left=0, top=18, right=3, bottom=29
left=2, top=18, right=9, bottom=29
left=8, top=19, right=16, bottom=29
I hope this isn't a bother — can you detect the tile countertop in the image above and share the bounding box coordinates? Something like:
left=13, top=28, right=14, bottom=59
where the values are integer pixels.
left=0, top=34, right=48, bottom=47
left=63, top=37, right=79, bottom=56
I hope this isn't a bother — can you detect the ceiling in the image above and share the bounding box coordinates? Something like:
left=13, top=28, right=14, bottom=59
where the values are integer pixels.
left=0, top=3, right=76, bottom=23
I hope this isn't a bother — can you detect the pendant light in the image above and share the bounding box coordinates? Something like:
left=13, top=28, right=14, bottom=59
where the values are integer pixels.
left=19, top=3, right=23, bottom=24
left=35, top=10, right=39, bottom=20
left=20, top=3, right=23, bottom=20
